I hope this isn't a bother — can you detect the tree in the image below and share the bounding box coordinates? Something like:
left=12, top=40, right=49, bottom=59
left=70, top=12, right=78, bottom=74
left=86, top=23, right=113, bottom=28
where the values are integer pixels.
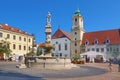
left=36, top=49, right=42, bottom=56
left=0, top=39, right=12, bottom=57
left=0, top=45, right=12, bottom=55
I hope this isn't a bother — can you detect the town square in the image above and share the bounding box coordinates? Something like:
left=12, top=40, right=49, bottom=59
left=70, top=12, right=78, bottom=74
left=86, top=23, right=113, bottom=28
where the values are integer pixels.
left=0, top=0, right=120, bottom=80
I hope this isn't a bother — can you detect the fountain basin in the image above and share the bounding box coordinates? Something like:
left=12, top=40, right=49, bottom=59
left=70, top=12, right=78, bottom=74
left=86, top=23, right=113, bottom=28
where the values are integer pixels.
left=25, top=56, right=77, bottom=70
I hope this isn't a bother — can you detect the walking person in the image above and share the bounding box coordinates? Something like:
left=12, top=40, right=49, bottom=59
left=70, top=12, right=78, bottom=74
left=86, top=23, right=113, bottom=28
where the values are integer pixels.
left=108, top=61, right=112, bottom=72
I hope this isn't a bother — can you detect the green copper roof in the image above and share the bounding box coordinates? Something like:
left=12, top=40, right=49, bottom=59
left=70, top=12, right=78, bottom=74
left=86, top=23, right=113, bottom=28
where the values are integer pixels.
left=73, top=8, right=81, bottom=16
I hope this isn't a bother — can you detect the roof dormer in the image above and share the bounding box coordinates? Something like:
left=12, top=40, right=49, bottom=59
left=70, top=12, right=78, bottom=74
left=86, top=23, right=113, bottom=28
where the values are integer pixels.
left=94, top=39, right=98, bottom=45
left=85, top=40, right=89, bottom=46
left=105, top=38, right=110, bottom=44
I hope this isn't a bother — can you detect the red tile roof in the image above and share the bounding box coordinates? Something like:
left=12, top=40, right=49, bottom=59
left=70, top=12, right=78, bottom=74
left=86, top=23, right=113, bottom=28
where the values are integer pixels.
left=82, top=29, right=120, bottom=45
left=37, top=43, right=45, bottom=48
left=0, top=24, right=31, bottom=35
left=52, top=29, right=70, bottom=39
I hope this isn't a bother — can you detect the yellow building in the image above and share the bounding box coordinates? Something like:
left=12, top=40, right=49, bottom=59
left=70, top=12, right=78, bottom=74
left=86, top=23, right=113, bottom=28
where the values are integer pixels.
left=0, top=24, right=34, bottom=60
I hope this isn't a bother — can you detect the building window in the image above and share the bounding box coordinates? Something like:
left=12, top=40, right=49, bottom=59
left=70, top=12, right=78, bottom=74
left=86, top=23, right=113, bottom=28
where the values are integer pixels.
left=65, top=55, right=67, bottom=57
left=60, top=53, right=62, bottom=57
left=107, top=48, right=109, bottom=52
left=94, top=39, right=98, bottom=45
left=75, top=38, right=77, bottom=40
left=75, top=42, right=77, bottom=46
left=0, top=43, right=2, bottom=47
left=7, top=44, right=10, bottom=48
left=85, top=40, right=89, bottom=45
left=24, top=38, right=26, bottom=42
left=56, top=41, right=58, bottom=44
left=106, top=39, right=110, bottom=44
left=24, top=46, right=26, bottom=50
left=92, top=48, right=95, bottom=51
left=87, top=48, right=90, bottom=51
left=29, top=39, right=31, bottom=42
left=29, top=47, right=31, bottom=51
left=75, top=32, right=77, bottom=35
left=96, top=48, right=99, bottom=52
left=65, top=43, right=67, bottom=50
left=13, top=44, right=16, bottom=49
left=19, top=36, right=22, bottom=41
left=7, top=34, right=10, bottom=39
left=75, top=18, right=77, bottom=22
left=0, top=32, right=3, bottom=37
left=101, top=48, right=104, bottom=52
left=116, top=48, right=119, bottom=52
left=59, top=44, right=61, bottom=51
left=75, top=49, right=77, bottom=53
left=53, top=44, right=55, bottom=51
left=19, top=45, right=21, bottom=50
left=13, top=35, right=16, bottom=40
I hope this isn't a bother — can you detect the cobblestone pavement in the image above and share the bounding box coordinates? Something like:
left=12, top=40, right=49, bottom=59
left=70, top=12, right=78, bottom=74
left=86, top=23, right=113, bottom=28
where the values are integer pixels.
left=46, top=63, right=120, bottom=80
left=0, top=61, right=120, bottom=80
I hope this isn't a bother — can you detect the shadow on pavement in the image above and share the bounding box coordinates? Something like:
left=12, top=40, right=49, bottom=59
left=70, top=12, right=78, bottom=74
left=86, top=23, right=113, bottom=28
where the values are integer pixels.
left=0, top=70, right=44, bottom=80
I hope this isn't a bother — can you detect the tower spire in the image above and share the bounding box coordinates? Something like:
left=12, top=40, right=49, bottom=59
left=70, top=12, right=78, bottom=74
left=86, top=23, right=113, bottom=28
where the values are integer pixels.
left=73, top=8, right=81, bottom=16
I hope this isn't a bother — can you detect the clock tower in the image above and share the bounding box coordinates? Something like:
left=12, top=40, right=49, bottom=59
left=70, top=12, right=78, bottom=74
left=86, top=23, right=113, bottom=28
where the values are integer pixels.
left=71, top=9, right=84, bottom=58
left=45, top=12, right=52, bottom=43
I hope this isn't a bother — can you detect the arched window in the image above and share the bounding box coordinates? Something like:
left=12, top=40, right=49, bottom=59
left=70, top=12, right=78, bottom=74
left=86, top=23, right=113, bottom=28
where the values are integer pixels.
left=75, top=18, right=77, bottom=22
left=75, top=42, right=77, bottom=46
left=75, top=32, right=77, bottom=35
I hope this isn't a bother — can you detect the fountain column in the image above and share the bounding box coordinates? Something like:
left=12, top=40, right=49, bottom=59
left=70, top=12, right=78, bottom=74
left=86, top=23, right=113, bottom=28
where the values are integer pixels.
left=44, top=12, right=53, bottom=57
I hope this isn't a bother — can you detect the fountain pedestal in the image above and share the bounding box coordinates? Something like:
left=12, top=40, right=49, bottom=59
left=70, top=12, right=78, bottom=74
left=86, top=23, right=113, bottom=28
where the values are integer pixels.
left=25, top=56, right=78, bottom=70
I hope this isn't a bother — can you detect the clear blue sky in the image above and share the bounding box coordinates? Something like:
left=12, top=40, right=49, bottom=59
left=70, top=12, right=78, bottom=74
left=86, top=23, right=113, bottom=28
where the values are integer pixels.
left=0, top=0, right=120, bottom=44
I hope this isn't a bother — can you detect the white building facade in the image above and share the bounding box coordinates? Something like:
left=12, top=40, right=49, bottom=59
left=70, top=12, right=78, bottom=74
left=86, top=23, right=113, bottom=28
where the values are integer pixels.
left=51, top=29, right=71, bottom=58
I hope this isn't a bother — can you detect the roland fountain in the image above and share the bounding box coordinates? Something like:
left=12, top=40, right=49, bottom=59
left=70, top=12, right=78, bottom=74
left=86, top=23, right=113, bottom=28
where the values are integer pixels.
left=24, top=12, right=77, bottom=70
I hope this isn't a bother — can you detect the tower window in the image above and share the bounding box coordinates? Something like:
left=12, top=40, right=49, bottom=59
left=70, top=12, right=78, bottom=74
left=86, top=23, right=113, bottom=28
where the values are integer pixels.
left=75, top=18, right=77, bottom=22
left=75, top=38, right=77, bottom=40
left=75, top=49, right=77, bottom=53
left=75, top=32, right=77, bottom=35
left=75, top=42, right=77, bottom=46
